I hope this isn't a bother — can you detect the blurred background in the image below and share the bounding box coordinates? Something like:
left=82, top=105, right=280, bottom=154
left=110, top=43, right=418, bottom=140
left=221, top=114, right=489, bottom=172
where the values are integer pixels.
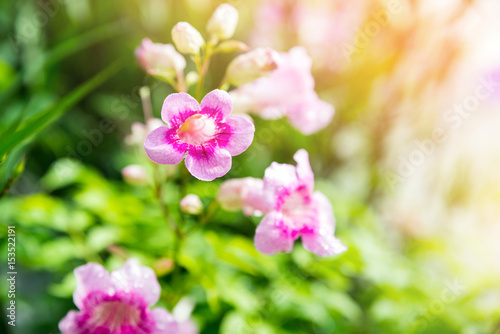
left=1, top=0, right=500, bottom=333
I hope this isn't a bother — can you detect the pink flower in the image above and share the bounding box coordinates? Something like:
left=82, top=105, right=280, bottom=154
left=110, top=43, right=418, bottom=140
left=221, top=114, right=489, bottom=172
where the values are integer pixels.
left=230, top=47, right=334, bottom=135
left=58, top=260, right=178, bottom=334
left=135, top=38, right=186, bottom=78
left=144, top=90, right=255, bottom=181
left=227, top=150, right=346, bottom=256
left=217, top=177, right=267, bottom=216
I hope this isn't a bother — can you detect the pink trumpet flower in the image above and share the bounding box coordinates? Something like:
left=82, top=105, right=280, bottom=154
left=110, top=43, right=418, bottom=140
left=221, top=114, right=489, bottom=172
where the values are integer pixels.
left=230, top=47, right=334, bottom=135
left=144, top=90, right=255, bottom=181
left=58, top=260, right=178, bottom=334
left=218, top=150, right=347, bottom=256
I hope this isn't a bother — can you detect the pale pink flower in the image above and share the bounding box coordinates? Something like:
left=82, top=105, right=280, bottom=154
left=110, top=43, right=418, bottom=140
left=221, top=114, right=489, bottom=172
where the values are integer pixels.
left=180, top=194, right=203, bottom=215
left=135, top=38, right=186, bottom=78
left=58, top=260, right=178, bottom=334
left=224, top=47, right=280, bottom=86
left=144, top=90, right=255, bottom=181
left=230, top=47, right=334, bottom=135
left=125, top=118, right=164, bottom=146
left=122, top=164, right=149, bottom=186
left=222, top=150, right=346, bottom=256
left=217, top=177, right=267, bottom=216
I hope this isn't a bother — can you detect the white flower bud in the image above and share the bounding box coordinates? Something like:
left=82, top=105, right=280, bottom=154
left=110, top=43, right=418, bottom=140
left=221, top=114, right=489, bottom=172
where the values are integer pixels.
left=224, top=47, right=280, bottom=86
left=207, top=4, right=239, bottom=41
left=122, top=165, right=149, bottom=186
left=180, top=194, right=203, bottom=215
left=172, top=22, right=205, bottom=54
left=135, top=38, right=186, bottom=78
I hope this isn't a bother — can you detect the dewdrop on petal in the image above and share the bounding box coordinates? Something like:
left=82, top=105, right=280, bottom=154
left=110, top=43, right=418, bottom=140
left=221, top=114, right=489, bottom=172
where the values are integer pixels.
left=180, top=194, right=203, bottom=215
left=207, top=3, right=239, bottom=41
left=172, top=22, right=205, bottom=55
left=122, top=165, right=149, bottom=186
left=224, top=47, right=279, bottom=86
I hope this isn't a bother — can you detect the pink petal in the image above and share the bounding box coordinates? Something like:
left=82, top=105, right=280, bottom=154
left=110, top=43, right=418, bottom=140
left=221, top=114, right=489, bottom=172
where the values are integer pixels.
left=58, top=310, right=81, bottom=334
left=73, top=263, right=111, bottom=309
left=110, top=259, right=161, bottom=307
left=312, top=191, right=336, bottom=232
left=215, top=115, right=255, bottom=156
left=302, top=234, right=347, bottom=257
left=293, top=149, right=314, bottom=193
left=263, top=162, right=298, bottom=209
left=185, top=146, right=232, bottom=181
left=144, top=126, right=187, bottom=165
left=178, top=319, right=199, bottom=334
left=149, top=308, right=179, bottom=334
left=200, top=89, right=232, bottom=122
left=301, top=192, right=346, bottom=256
left=161, top=93, right=201, bottom=126
left=217, top=177, right=270, bottom=215
left=286, top=94, right=334, bottom=135
left=254, top=211, right=295, bottom=255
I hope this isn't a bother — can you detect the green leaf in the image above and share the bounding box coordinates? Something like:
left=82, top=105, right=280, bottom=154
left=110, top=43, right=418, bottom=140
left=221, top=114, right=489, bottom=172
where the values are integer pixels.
left=0, top=59, right=125, bottom=158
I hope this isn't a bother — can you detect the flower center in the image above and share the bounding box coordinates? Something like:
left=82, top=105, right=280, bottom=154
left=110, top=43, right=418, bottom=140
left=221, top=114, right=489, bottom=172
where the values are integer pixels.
left=281, top=190, right=315, bottom=231
left=177, top=114, right=216, bottom=145
left=90, top=300, right=142, bottom=331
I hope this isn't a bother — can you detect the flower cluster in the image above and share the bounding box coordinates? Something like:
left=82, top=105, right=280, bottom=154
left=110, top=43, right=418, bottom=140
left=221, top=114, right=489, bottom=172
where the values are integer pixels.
left=60, top=3, right=347, bottom=332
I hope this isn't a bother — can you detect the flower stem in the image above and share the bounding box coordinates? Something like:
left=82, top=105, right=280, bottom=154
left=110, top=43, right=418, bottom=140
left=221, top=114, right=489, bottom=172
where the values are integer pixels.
left=195, top=45, right=214, bottom=101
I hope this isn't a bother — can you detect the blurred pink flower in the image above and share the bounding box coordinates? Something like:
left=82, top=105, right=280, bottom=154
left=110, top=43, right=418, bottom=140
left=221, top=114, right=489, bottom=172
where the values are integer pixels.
left=230, top=47, right=334, bottom=135
left=180, top=194, right=203, bottom=215
left=135, top=38, right=186, bottom=78
left=250, top=0, right=365, bottom=71
left=219, top=150, right=347, bottom=256
left=144, top=90, right=255, bottom=181
left=217, top=177, right=267, bottom=216
left=59, top=260, right=178, bottom=334
left=254, top=149, right=346, bottom=256
left=125, top=118, right=164, bottom=146
left=122, top=164, right=149, bottom=186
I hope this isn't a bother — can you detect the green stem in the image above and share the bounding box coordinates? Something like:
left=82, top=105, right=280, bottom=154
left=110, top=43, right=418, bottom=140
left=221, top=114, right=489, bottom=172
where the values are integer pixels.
left=153, top=165, right=184, bottom=257
left=195, top=45, right=213, bottom=101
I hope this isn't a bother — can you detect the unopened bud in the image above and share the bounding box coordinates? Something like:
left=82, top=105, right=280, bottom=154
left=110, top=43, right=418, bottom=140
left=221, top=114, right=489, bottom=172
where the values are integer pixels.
left=172, top=22, right=205, bottom=55
left=180, top=194, right=203, bottom=215
left=207, top=4, right=239, bottom=41
left=122, top=165, right=149, bottom=185
left=215, top=40, right=249, bottom=53
left=135, top=38, right=186, bottom=78
left=224, top=48, right=279, bottom=86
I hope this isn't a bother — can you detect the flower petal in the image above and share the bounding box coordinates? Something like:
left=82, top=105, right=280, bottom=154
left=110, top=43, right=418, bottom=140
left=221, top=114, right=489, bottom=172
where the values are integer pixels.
left=301, top=192, right=346, bottom=256
left=302, top=234, right=347, bottom=257
left=144, top=126, right=187, bottom=165
left=293, top=149, right=314, bottom=193
left=149, top=308, right=179, bottom=334
left=254, top=211, right=295, bottom=255
left=215, top=115, right=255, bottom=156
left=59, top=311, right=81, bottom=334
left=217, top=177, right=270, bottom=215
left=185, top=146, right=232, bottom=181
left=73, top=263, right=111, bottom=309
left=286, top=94, right=334, bottom=135
left=178, top=319, right=199, bottom=334
left=263, top=162, right=298, bottom=210
left=200, top=89, right=232, bottom=122
left=161, top=92, right=201, bottom=126
left=110, top=259, right=161, bottom=306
